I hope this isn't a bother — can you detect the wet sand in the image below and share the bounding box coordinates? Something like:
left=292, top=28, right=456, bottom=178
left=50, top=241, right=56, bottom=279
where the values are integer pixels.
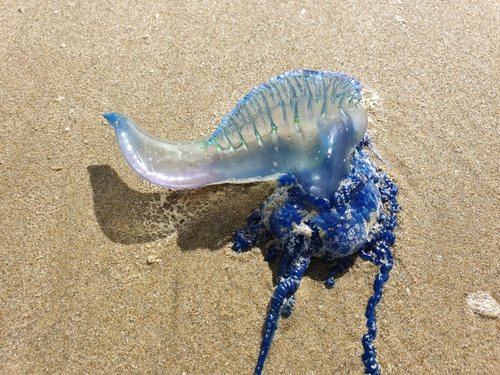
left=1, top=1, right=499, bottom=374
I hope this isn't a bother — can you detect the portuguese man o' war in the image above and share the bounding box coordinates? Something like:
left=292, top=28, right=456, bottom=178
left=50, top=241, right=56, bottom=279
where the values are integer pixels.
left=104, top=70, right=400, bottom=375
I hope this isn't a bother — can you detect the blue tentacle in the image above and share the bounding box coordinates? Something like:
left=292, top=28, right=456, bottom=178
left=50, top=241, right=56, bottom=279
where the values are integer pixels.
left=254, top=231, right=311, bottom=375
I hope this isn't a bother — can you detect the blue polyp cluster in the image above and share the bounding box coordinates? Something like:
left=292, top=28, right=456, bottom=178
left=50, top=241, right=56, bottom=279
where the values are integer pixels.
left=232, top=138, right=400, bottom=375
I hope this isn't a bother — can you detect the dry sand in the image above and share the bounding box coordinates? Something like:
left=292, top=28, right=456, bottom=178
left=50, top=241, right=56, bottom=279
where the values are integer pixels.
left=1, top=1, right=499, bottom=374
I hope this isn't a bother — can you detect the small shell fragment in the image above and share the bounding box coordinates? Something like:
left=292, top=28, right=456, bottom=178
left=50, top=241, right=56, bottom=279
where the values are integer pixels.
left=466, top=291, right=500, bottom=318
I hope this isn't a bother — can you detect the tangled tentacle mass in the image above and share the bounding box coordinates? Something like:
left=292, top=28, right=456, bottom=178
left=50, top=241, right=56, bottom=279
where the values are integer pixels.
left=105, top=70, right=400, bottom=374
left=233, top=137, right=399, bottom=375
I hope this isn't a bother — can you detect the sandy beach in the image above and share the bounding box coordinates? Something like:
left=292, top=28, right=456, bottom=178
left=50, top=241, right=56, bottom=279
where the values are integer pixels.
left=1, top=1, right=499, bottom=374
